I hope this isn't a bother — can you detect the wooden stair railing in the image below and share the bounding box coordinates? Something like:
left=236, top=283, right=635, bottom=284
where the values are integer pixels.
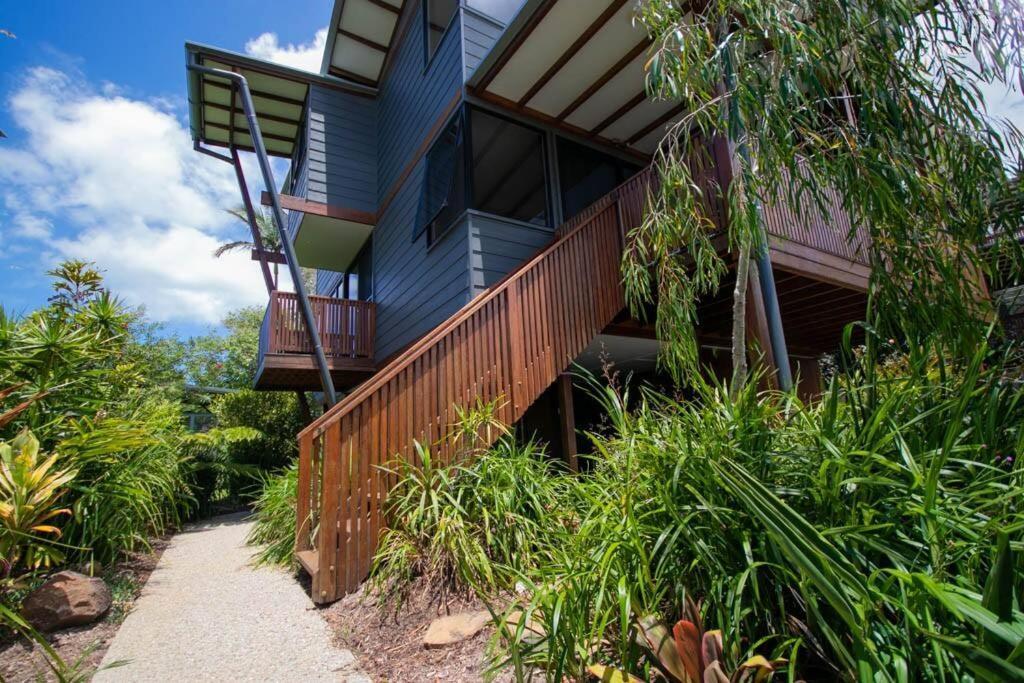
left=295, top=167, right=655, bottom=603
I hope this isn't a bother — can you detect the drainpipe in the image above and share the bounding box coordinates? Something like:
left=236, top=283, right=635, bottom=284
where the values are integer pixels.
left=188, top=55, right=338, bottom=406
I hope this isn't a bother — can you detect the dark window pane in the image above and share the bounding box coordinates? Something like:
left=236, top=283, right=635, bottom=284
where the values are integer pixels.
left=416, top=114, right=466, bottom=243
left=470, top=108, right=548, bottom=226
left=357, top=242, right=373, bottom=301
left=426, top=0, right=458, bottom=60
left=557, top=138, right=641, bottom=220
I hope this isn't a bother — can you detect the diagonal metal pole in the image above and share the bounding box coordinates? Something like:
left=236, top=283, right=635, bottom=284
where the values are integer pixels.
left=188, top=55, right=338, bottom=406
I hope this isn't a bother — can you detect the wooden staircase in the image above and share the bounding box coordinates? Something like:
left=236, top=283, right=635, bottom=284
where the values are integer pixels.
left=295, top=167, right=655, bottom=603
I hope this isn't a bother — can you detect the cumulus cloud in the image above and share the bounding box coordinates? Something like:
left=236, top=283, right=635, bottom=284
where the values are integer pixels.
left=0, top=67, right=272, bottom=324
left=245, top=27, right=328, bottom=73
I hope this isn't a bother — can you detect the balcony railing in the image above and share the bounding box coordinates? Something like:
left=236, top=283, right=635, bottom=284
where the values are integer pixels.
left=259, top=291, right=375, bottom=360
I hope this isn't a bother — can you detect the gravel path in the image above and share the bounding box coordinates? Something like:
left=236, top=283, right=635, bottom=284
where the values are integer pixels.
left=94, top=512, right=368, bottom=682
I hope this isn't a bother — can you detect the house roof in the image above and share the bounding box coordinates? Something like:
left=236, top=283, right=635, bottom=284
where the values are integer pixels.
left=467, top=0, right=682, bottom=157
left=321, top=0, right=407, bottom=87
left=185, top=42, right=376, bottom=159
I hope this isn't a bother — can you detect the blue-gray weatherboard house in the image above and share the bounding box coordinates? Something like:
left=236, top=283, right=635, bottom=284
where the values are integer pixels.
left=186, top=0, right=872, bottom=602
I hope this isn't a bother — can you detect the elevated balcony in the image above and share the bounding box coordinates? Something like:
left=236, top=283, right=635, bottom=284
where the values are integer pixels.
left=255, top=291, right=376, bottom=391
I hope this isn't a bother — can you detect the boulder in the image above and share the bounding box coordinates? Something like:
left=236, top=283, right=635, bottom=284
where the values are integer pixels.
left=21, top=571, right=112, bottom=632
left=423, top=611, right=492, bottom=648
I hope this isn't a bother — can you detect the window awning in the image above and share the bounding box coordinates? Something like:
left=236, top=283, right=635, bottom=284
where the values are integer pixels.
left=186, top=42, right=376, bottom=158
left=467, top=0, right=683, bottom=157
left=322, top=0, right=406, bottom=87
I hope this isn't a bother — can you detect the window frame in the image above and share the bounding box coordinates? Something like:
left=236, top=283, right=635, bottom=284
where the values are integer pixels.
left=423, top=0, right=459, bottom=67
left=465, top=104, right=552, bottom=229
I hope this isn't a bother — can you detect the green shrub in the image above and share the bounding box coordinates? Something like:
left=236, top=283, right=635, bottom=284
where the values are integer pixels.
left=368, top=336, right=1024, bottom=680
left=247, top=460, right=298, bottom=567
left=210, top=389, right=304, bottom=471
left=371, top=437, right=560, bottom=609
left=493, top=340, right=1024, bottom=681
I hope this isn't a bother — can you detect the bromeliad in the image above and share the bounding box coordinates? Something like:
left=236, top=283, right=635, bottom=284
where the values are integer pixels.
left=590, top=597, right=787, bottom=683
left=0, top=430, right=76, bottom=570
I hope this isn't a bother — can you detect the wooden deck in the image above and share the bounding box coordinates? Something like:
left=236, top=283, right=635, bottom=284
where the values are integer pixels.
left=255, top=291, right=376, bottom=391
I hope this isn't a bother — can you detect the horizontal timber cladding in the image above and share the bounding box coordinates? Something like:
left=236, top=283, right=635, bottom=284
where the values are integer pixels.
left=373, top=0, right=470, bottom=361
left=461, top=7, right=505, bottom=81
left=305, top=84, right=377, bottom=214
left=296, top=168, right=653, bottom=603
left=467, top=211, right=553, bottom=293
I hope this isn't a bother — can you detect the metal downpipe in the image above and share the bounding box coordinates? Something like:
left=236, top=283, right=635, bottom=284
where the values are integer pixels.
left=187, top=55, right=339, bottom=406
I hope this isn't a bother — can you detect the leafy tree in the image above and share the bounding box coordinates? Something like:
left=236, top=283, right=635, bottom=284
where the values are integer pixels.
left=626, top=0, right=1024, bottom=387
left=180, top=307, right=263, bottom=390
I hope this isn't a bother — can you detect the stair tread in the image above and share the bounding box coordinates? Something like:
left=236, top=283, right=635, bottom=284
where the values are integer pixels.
left=296, top=549, right=318, bottom=577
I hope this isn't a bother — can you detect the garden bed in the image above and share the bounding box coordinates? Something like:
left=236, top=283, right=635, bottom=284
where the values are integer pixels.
left=321, top=579, right=512, bottom=683
left=0, top=539, right=168, bottom=682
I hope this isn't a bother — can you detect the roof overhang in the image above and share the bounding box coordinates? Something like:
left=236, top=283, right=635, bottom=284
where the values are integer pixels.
left=293, top=213, right=374, bottom=270
left=321, top=0, right=407, bottom=87
left=467, top=0, right=682, bottom=157
left=186, top=42, right=376, bottom=158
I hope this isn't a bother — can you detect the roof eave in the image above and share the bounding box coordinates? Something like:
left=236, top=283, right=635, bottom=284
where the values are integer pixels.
left=465, top=0, right=550, bottom=89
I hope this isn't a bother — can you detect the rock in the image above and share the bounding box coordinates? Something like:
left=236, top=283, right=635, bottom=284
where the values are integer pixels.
left=21, top=571, right=112, bottom=632
left=423, top=611, right=492, bottom=648
left=504, top=609, right=546, bottom=641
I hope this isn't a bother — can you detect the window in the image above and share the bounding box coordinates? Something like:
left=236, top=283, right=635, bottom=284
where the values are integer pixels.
left=557, top=138, right=641, bottom=220
left=416, top=113, right=466, bottom=244
left=425, top=0, right=458, bottom=63
left=416, top=106, right=551, bottom=247
left=469, top=108, right=549, bottom=226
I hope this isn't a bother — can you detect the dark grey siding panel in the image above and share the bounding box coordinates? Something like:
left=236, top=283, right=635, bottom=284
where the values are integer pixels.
left=462, top=8, right=504, bottom=80
left=468, top=212, right=553, bottom=293
left=316, top=269, right=344, bottom=296
left=305, top=85, right=377, bottom=214
left=373, top=5, right=470, bottom=359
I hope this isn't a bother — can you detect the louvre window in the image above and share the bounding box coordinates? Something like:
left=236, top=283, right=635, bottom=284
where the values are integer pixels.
left=425, top=0, right=458, bottom=62
left=416, top=113, right=466, bottom=244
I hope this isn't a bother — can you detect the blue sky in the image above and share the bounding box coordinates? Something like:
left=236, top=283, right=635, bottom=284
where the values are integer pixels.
left=0, top=1, right=332, bottom=337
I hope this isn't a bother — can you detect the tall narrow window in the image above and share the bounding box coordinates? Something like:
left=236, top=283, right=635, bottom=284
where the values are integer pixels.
left=425, top=0, right=458, bottom=62
left=469, top=108, right=549, bottom=226
left=416, top=113, right=466, bottom=244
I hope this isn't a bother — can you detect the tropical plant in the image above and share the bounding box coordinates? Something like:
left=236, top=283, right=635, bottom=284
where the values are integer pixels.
left=371, top=428, right=557, bottom=609
left=0, top=431, right=75, bottom=570
left=247, top=459, right=299, bottom=567
left=625, top=0, right=1024, bottom=389
left=181, top=425, right=263, bottom=516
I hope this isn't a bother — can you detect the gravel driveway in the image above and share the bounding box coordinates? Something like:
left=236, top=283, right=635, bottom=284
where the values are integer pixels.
left=93, top=512, right=368, bottom=682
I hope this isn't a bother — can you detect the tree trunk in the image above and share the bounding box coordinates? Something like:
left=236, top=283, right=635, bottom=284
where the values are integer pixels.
left=730, top=240, right=752, bottom=398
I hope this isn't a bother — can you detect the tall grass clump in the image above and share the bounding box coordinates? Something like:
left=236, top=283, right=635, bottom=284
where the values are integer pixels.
left=247, top=459, right=299, bottom=567
left=371, top=402, right=564, bottom=609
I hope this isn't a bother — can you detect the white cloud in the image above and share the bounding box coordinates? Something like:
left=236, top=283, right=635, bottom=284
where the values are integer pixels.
left=0, top=67, right=273, bottom=324
left=245, top=27, right=328, bottom=73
